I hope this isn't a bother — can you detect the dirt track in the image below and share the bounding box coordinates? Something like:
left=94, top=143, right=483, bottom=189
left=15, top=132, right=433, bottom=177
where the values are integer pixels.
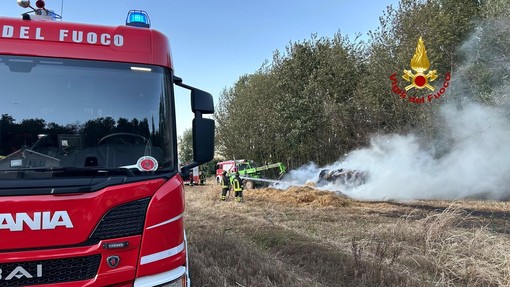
left=184, top=182, right=510, bottom=287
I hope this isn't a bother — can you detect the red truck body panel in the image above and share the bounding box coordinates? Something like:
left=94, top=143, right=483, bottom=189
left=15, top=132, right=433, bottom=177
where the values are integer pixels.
left=1, top=176, right=188, bottom=286
left=0, top=13, right=190, bottom=287
left=1, top=179, right=165, bottom=249
left=0, top=17, right=172, bottom=68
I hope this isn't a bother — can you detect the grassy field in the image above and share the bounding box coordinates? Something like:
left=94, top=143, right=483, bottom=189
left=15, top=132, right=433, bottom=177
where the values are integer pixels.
left=184, top=181, right=510, bottom=287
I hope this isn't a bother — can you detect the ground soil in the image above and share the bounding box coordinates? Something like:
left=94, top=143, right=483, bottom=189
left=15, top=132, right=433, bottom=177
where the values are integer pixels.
left=184, top=180, right=510, bottom=287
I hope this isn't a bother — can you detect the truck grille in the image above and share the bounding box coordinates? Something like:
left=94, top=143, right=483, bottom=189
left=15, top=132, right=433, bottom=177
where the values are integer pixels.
left=0, top=254, right=100, bottom=287
left=88, top=197, right=151, bottom=242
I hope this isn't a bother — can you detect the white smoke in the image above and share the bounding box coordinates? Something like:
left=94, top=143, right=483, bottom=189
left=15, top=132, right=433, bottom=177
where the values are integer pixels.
left=347, top=103, right=510, bottom=200
left=278, top=19, right=510, bottom=201
left=279, top=102, right=510, bottom=201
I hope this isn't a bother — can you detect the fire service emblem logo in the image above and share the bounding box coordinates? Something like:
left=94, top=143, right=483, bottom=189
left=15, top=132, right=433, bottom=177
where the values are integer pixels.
left=390, top=37, right=450, bottom=104
left=402, top=37, right=437, bottom=91
left=106, top=256, right=120, bottom=268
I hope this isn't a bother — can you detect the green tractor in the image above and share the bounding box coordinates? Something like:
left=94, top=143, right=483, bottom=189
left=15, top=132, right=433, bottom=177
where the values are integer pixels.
left=230, top=160, right=286, bottom=189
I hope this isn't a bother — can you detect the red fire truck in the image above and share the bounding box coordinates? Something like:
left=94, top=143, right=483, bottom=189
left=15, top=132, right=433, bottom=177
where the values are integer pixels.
left=0, top=1, right=214, bottom=286
left=215, top=160, right=239, bottom=183
left=183, top=166, right=205, bottom=186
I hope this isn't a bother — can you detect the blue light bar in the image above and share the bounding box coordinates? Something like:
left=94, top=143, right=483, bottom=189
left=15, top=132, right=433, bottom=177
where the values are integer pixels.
left=126, top=10, right=151, bottom=28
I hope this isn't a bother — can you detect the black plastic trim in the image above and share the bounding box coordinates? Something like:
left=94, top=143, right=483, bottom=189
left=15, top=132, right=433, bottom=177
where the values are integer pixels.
left=0, top=172, right=176, bottom=196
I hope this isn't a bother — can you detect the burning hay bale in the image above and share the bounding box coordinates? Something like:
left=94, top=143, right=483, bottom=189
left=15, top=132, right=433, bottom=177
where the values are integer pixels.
left=317, top=168, right=368, bottom=187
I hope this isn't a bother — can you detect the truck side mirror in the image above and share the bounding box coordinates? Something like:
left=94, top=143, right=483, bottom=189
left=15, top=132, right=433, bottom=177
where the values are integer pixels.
left=175, top=76, right=215, bottom=178
left=192, top=117, right=214, bottom=163
left=191, top=89, right=214, bottom=114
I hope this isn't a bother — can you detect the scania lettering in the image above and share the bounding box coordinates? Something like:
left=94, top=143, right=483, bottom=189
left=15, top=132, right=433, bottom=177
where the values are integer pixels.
left=0, top=265, right=43, bottom=281
left=0, top=211, right=73, bottom=231
left=0, top=1, right=214, bottom=287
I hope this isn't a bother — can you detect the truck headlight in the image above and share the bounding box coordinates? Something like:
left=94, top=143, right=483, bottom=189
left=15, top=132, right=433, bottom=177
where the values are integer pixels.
left=154, top=275, right=187, bottom=287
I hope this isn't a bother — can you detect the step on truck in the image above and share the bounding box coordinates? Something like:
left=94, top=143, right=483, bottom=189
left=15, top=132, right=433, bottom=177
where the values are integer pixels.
left=0, top=1, right=215, bottom=286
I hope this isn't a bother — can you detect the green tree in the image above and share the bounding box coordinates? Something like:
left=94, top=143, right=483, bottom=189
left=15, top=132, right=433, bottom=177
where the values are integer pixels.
left=453, top=0, right=510, bottom=104
left=215, top=0, right=486, bottom=169
left=178, top=128, right=193, bottom=165
left=356, top=0, right=481, bottom=142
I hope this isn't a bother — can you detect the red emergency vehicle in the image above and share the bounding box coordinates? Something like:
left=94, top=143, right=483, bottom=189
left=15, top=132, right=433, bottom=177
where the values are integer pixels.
left=215, top=160, right=244, bottom=182
left=183, top=166, right=205, bottom=186
left=0, top=1, right=214, bottom=286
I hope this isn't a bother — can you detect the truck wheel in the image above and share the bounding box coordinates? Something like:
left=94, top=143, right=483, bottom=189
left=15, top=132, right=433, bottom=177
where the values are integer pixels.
left=244, top=180, right=254, bottom=189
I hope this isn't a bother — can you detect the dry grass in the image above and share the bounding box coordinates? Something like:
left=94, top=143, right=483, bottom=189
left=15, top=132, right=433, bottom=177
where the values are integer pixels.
left=184, top=180, right=510, bottom=287
left=420, top=207, right=510, bottom=286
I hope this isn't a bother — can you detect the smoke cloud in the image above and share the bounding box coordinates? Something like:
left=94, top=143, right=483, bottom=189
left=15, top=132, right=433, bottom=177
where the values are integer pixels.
left=278, top=19, right=510, bottom=201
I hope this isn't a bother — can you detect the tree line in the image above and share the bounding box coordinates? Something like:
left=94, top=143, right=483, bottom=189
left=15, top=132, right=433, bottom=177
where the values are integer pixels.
left=211, top=0, right=510, bottom=170
left=0, top=114, right=153, bottom=155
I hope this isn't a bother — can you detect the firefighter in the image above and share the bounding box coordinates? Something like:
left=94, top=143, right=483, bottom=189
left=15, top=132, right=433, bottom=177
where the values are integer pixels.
left=189, top=170, right=194, bottom=186
left=220, top=170, right=230, bottom=201
left=232, top=172, right=244, bottom=202
left=199, top=171, right=206, bottom=185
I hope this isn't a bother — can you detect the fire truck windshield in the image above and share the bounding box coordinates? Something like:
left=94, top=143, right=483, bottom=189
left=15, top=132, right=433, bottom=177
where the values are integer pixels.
left=0, top=55, right=176, bottom=177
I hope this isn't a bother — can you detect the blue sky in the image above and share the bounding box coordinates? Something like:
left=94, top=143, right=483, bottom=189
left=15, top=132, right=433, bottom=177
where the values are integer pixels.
left=1, top=0, right=399, bottom=137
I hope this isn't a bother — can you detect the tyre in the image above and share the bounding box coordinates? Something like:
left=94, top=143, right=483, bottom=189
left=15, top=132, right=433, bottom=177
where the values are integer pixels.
left=244, top=180, right=255, bottom=189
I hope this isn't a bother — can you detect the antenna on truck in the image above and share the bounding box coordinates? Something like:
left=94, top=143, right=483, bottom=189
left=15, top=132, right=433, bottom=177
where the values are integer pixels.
left=17, top=0, right=62, bottom=20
